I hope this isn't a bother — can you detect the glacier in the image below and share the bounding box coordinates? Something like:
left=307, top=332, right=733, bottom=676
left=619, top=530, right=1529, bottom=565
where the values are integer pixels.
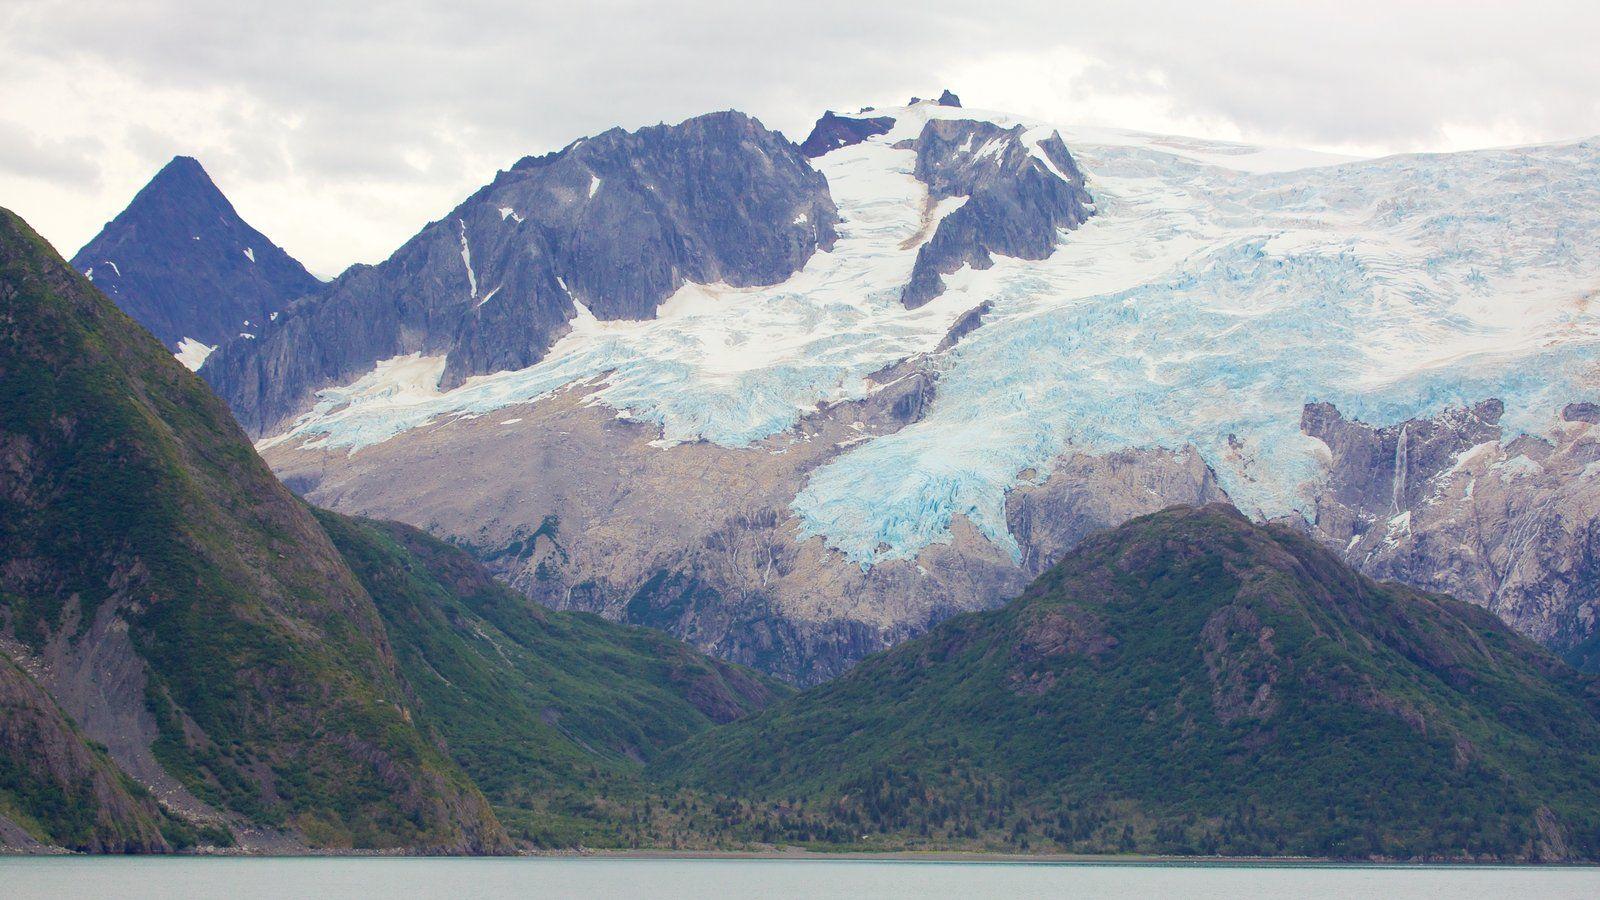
left=264, top=101, right=1600, bottom=568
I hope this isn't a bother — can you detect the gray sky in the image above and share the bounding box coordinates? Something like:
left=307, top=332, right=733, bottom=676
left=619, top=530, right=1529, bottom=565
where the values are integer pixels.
left=3, top=0, right=1597, bottom=274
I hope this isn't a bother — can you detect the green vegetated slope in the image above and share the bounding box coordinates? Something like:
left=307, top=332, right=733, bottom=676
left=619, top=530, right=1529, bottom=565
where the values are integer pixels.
left=657, top=505, right=1600, bottom=861
left=0, top=204, right=790, bottom=851
left=1562, top=627, right=1600, bottom=674
left=7, top=198, right=1598, bottom=860
left=316, top=511, right=789, bottom=846
left=0, top=207, right=504, bottom=852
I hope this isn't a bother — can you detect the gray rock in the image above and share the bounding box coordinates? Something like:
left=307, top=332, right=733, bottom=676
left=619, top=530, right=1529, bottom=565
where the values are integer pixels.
left=900, top=119, right=1094, bottom=308
left=1563, top=401, right=1600, bottom=424
left=69, top=156, right=320, bottom=351
left=906, top=90, right=963, bottom=107
left=935, top=300, right=994, bottom=352
left=799, top=111, right=895, bottom=158
left=1301, top=398, right=1503, bottom=518
left=1304, top=399, right=1600, bottom=656
left=204, top=111, right=839, bottom=435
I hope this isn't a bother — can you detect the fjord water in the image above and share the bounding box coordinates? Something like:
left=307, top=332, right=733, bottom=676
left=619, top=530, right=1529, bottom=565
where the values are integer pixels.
left=4, top=858, right=1599, bottom=899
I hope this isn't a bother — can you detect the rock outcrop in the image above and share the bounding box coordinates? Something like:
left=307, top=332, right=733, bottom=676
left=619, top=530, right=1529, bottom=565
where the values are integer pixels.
left=69, top=156, right=319, bottom=359
left=899, top=119, right=1094, bottom=308
left=799, top=111, right=895, bottom=157
left=1302, top=400, right=1600, bottom=656
left=0, top=656, right=176, bottom=852
left=203, top=111, right=839, bottom=435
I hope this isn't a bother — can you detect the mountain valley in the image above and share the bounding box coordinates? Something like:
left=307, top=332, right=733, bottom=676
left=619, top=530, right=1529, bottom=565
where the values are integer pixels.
left=125, top=96, right=1600, bottom=685
left=4, top=85, right=1599, bottom=861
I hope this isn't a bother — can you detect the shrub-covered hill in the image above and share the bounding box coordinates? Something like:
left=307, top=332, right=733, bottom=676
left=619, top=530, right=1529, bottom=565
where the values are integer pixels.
left=656, top=505, right=1600, bottom=861
left=0, top=205, right=783, bottom=851
left=0, top=206, right=506, bottom=851
left=318, top=511, right=788, bottom=846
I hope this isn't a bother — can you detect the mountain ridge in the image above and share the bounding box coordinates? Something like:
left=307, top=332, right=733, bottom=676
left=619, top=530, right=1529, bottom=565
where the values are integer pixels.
left=69, top=156, right=320, bottom=363
left=1, top=205, right=784, bottom=852
left=59, top=97, right=1600, bottom=693
left=253, top=99, right=1600, bottom=685
left=656, top=504, right=1600, bottom=860
left=201, top=110, right=840, bottom=436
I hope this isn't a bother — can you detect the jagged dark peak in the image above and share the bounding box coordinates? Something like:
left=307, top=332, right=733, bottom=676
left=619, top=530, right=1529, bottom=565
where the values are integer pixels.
left=69, top=155, right=319, bottom=359
left=905, top=89, right=962, bottom=107
left=512, top=110, right=785, bottom=169
left=911, top=119, right=1085, bottom=194
left=901, top=118, right=1094, bottom=308
left=799, top=110, right=896, bottom=158
left=204, top=109, right=840, bottom=437
left=799, top=92, right=958, bottom=158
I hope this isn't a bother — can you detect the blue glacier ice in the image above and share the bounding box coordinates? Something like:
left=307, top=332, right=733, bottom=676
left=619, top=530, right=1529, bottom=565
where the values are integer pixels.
left=268, top=110, right=1600, bottom=569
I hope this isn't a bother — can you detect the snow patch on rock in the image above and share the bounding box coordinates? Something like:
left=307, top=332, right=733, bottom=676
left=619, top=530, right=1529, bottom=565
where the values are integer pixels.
left=265, top=105, right=1600, bottom=567
left=174, top=337, right=215, bottom=371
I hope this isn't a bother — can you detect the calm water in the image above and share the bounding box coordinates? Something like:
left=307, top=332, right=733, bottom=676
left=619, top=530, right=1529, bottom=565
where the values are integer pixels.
left=3, top=857, right=1599, bottom=899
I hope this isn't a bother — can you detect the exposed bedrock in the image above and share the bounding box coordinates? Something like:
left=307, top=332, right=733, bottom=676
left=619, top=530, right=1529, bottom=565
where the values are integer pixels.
left=267, top=364, right=1218, bottom=684
left=797, top=89, right=961, bottom=158
left=1303, top=399, right=1600, bottom=655
left=69, top=156, right=321, bottom=353
left=205, top=111, right=839, bottom=436
left=265, top=346, right=1599, bottom=681
left=799, top=111, right=895, bottom=158
left=900, top=118, right=1094, bottom=308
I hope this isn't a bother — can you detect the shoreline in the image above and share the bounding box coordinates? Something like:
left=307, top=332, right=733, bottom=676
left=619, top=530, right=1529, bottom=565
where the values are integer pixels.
left=5, top=846, right=1597, bottom=867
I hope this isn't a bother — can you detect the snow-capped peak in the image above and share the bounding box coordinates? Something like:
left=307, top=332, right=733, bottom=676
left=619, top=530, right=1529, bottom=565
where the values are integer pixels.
left=265, top=101, right=1600, bottom=570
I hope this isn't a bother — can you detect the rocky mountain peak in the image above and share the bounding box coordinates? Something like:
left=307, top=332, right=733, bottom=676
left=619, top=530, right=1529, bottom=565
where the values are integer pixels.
left=900, top=118, right=1094, bottom=307
left=69, top=155, right=319, bottom=364
left=145, top=154, right=212, bottom=193
left=203, top=110, right=840, bottom=436
left=906, top=89, right=963, bottom=107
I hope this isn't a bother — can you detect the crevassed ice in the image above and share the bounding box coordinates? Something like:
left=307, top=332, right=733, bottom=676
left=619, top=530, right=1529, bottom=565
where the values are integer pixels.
left=267, top=104, right=1600, bottom=568
left=795, top=132, right=1600, bottom=565
left=265, top=119, right=982, bottom=453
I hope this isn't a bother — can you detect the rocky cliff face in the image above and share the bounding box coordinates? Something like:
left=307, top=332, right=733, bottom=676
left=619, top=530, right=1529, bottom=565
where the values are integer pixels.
left=203, top=111, right=838, bottom=436
left=69, top=157, right=320, bottom=362
left=899, top=118, right=1094, bottom=308
left=1302, top=399, right=1600, bottom=657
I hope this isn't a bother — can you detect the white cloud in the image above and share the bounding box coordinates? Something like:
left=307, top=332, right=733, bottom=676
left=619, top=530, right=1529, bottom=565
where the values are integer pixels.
left=2, top=0, right=1596, bottom=273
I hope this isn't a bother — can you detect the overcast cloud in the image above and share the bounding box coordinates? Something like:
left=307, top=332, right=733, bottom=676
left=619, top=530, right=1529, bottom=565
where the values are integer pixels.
left=2, top=0, right=1596, bottom=274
